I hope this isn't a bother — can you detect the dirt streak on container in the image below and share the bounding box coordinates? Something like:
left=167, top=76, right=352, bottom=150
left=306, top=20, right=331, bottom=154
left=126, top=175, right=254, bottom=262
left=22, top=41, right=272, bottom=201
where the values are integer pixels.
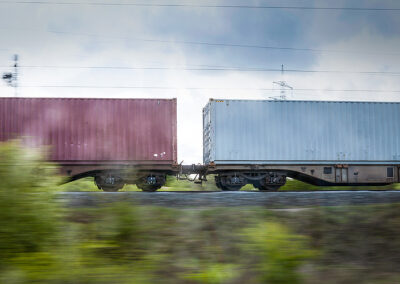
left=0, top=97, right=177, bottom=165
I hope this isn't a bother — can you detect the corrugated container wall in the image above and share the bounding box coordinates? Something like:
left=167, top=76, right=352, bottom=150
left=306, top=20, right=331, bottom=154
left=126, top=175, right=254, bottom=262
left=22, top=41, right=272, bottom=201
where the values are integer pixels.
left=0, top=98, right=177, bottom=164
left=203, top=100, right=400, bottom=165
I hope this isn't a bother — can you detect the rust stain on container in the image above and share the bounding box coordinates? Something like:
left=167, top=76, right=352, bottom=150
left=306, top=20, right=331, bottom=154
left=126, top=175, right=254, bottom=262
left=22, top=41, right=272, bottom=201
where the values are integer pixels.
left=0, top=97, right=177, bottom=165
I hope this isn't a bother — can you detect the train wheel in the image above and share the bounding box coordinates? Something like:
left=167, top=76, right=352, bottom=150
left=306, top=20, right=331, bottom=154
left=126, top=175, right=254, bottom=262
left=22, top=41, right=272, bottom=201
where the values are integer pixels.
left=135, top=174, right=166, bottom=192
left=257, top=185, right=281, bottom=192
left=95, top=175, right=125, bottom=192
left=216, top=174, right=244, bottom=191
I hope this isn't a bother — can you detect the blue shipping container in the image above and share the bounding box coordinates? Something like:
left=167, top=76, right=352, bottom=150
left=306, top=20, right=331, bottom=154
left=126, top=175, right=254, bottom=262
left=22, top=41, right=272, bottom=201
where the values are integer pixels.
left=203, top=99, right=400, bottom=165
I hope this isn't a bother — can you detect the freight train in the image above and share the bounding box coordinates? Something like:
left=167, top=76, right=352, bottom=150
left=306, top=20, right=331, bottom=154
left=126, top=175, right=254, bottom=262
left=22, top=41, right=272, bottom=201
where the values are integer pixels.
left=1, top=97, right=399, bottom=191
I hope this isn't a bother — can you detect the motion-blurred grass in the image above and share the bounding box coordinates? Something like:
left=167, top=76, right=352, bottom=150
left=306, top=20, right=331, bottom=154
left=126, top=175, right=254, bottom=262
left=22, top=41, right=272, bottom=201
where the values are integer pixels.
left=0, top=141, right=315, bottom=283
left=3, top=141, right=400, bottom=283
left=279, top=178, right=400, bottom=191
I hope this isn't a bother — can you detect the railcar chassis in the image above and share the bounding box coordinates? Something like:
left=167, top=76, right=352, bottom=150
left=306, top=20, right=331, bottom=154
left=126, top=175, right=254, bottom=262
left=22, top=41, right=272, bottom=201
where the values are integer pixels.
left=195, top=163, right=400, bottom=191
left=61, top=163, right=399, bottom=192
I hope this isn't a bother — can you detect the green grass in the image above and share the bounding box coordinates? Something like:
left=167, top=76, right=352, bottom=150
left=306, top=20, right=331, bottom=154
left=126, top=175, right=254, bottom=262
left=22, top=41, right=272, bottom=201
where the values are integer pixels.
left=3, top=141, right=400, bottom=283
left=280, top=178, right=400, bottom=191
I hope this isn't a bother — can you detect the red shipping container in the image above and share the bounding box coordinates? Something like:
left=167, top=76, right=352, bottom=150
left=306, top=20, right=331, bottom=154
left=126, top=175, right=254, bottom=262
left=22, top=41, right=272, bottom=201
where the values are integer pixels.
left=0, top=97, right=177, bottom=190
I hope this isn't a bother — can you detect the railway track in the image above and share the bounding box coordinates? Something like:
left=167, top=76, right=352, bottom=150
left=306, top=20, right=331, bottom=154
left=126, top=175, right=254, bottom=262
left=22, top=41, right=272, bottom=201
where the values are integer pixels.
left=58, top=190, right=400, bottom=208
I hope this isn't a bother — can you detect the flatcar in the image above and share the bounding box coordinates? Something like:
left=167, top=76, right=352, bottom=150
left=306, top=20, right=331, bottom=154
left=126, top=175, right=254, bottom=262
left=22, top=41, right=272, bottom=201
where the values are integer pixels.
left=0, top=97, right=178, bottom=191
left=203, top=99, right=400, bottom=191
left=1, top=97, right=399, bottom=191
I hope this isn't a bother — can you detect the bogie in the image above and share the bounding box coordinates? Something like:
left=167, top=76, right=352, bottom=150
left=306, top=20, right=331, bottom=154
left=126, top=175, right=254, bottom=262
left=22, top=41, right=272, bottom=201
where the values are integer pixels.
left=135, top=174, right=166, bottom=192
left=94, top=172, right=167, bottom=192
left=215, top=174, right=246, bottom=191
left=215, top=172, right=286, bottom=192
left=95, top=174, right=125, bottom=192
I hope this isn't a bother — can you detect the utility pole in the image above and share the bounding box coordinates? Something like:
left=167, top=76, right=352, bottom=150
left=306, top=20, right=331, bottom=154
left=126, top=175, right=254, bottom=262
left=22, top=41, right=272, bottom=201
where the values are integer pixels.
left=270, top=64, right=293, bottom=100
left=2, top=54, right=19, bottom=97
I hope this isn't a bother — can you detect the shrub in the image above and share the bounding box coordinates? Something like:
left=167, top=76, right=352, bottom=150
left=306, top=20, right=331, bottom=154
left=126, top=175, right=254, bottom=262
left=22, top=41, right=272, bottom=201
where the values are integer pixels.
left=242, top=222, right=315, bottom=284
left=0, top=141, right=61, bottom=268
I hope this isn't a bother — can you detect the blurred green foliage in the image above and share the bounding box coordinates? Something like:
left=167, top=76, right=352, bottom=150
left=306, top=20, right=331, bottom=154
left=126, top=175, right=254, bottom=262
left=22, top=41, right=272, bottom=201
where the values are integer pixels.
left=275, top=204, right=400, bottom=283
left=242, top=222, right=316, bottom=284
left=0, top=141, right=315, bottom=283
left=280, top=178, right=400, bottom=191
left=58, top=177, right=99, bottom=191
left=0, top=141, right=61, bottom=268
left=3, top=141, right=400, bottom=283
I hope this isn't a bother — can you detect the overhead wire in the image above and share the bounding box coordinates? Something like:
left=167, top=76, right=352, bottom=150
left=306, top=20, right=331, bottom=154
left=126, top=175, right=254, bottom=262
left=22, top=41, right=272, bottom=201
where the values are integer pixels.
left=1, top=64, right=400, bottom=76
left=46, top=30, right=400, bottom=56
left=18, top=85, right=400, bottom=93
left=0, top=27, right=398, bottom=56
left=0, top=2, right=398, bottom=58
left=0, top=1, right=400, bottom=11
left=0, top=2, right=397, bottom=95
left=19, top=28, right=400, bottom=56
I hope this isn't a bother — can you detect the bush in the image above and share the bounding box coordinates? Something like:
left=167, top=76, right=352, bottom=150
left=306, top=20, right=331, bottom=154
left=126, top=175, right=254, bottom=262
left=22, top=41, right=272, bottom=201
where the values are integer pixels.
left=0, top=141, right=154, bottom=283
left=0, top=141, right=61, bottom=268
left=242, top=222, right=315, bottom=284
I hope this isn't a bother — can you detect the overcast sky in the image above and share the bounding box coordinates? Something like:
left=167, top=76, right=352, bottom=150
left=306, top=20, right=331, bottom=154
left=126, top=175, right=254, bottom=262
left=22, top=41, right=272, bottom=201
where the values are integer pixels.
left=0, top=0, right=399, bottom=163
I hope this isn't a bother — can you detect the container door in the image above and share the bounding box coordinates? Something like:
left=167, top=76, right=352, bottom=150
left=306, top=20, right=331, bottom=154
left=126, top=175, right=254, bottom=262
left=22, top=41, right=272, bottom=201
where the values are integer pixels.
left=335, top=168, right=342, bottom=183
left=341, top=168, right=348, bottom=183
left=335, top=168, right=348, bottom=183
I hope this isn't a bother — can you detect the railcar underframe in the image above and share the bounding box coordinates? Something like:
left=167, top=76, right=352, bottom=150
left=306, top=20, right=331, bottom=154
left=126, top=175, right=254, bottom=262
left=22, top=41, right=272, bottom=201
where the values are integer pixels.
left=60, top=162, right=179, bottom=192
left=61, top=162, right=400, bottom=192
left=201, top=164, right=400, bottom=191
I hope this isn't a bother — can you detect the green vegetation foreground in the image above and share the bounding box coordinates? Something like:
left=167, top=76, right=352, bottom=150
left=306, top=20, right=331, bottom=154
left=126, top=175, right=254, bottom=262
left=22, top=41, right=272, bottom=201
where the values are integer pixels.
left=2, top=141, right=400, bottom=283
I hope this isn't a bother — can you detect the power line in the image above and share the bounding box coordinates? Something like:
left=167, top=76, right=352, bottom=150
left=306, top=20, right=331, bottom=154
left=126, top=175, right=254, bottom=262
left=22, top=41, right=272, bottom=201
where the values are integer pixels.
left=32, top=29, right=400, bottom=56
left=1, top=1, right=400, bottom=11
left=3, top=64, right=400, bottom=76
left=18, top=85, right=400, bottom=92
left=48, top=29, right=330, bottom=53
left=46, top=29, right=400, bottom=55
left=1, top=27, right=398, bottom=56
